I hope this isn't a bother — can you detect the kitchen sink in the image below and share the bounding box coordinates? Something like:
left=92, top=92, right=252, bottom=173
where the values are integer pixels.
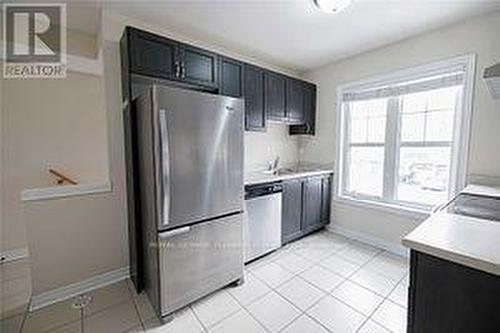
left=265, top=167, right=321, bottom=176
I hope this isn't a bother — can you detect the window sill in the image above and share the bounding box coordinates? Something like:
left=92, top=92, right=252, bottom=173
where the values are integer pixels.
left=334, top=195, right=431, bottom=220
left=21, top=182, right=112, bottom=202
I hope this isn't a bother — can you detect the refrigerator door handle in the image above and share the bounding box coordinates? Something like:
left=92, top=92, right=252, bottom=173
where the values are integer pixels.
left=158, top=109, right=170, bottom=227
left=158, top=226, right=191, bottom=240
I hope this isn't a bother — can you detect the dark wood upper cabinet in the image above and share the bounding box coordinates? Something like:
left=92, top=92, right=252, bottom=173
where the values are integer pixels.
left=128, top=28, right=179, bottom=80
left=282, top=179, right=303, bottom=244
left=286, top=78, right=305, bottom=124
left=302, top=177, right=323, bottom=233
left=179, top=45, right=218, bottom=89
left=244, top=64, right=266, bottom=131
left=123, top=27, right=317, bottom=133
left=265, top=72, right=286, bottom=121
left=290, top=82, right=316, bottom=135
left=219, top=57, right=243, bottom=98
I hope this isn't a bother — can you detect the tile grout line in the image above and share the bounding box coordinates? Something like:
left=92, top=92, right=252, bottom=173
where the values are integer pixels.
left=217, top=233, right=404, bottom=332
left=338, top=249, right=406, bottom=333
left=225, top=282, right=273, bottom=333
left=283, top=246, right=393, bottom=332
left=17, top=302, right=30, bottom=333
left=125, top=281, right=148, bottom=332
left=242, top=245, right=364, bottom=333
left=245, top=269, right=332, bottom=333
left=354, top=272, right=409, bottom=333
left=80, top=308, right=84, bottom=333
left=131, top=231, right=405, bottom=333
left=188, top=305, right=209, bottom=333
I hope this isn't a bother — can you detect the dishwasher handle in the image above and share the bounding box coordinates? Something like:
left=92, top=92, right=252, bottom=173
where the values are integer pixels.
left=245, top=183, right=282, bottom=200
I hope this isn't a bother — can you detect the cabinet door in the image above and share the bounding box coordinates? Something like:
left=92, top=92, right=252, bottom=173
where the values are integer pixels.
left=302, top=177, right=323, bottom=233
left=219, top=57, right=243, bottom=98
left=244, top=64, right=266, bottom=131
left=179, top=45, right=218, bottom=89
left=320, top=176, right=332, bottom=224
left=290, top=82, right=316, bottom=135
left=286, top=78, right=305, bottom=124
left=265, top=71, right=286, bottom=121
left=129, top=28, right=178, bottom=80
left=282, top=179, right=303, bottom=244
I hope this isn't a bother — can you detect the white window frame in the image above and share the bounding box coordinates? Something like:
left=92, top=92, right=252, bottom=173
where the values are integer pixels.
left=334, top=55, right=476, bottom=216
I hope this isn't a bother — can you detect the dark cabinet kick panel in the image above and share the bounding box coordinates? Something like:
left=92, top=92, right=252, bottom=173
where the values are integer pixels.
left=281, top=174, right=332, bottom=244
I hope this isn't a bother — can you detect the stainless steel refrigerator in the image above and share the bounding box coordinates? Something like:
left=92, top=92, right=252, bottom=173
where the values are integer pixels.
left=135, top=85, right=244, bottom=319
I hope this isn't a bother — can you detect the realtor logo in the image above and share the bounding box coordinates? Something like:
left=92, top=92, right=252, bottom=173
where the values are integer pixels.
left=3, top=3, right=66, bottom=78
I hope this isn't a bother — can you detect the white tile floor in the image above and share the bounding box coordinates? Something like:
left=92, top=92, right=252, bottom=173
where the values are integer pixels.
left=7, top=231, right=410, bottom=332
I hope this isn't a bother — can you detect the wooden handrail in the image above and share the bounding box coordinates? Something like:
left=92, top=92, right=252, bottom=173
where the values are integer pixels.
left=49, top=168, right=78, bottom=185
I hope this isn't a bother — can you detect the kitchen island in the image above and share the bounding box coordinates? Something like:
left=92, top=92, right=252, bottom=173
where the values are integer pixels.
left=402, top=188, right=500, bottom=333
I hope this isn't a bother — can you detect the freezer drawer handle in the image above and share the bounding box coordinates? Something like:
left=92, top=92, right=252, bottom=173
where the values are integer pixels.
left=159, top=226, right=191, bottom=240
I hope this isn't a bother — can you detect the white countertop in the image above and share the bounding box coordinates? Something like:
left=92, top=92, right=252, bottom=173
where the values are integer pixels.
left=244, top=168, right=334, bottom=186
left=402, top=211, right=500, bottom=276
left=462, top=184, right=500, bottom=198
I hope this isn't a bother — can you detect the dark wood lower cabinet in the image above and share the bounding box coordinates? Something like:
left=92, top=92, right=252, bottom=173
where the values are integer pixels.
left=282, top=174, right=332, bottom=244
left=282, top=179, right=303, bottom=243
left=302, top=177, right=323, bottom=233
left=408, top=250, right=500, bottom=333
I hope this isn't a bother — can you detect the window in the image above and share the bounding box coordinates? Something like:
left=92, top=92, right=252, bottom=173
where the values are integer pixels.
left=336, top=56, right=475, bottom=211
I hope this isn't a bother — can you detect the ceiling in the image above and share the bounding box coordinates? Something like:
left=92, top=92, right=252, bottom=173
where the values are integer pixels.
left=104, top=0, right=500, bottom=72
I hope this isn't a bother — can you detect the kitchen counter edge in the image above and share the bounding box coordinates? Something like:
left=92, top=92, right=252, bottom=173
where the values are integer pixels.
left=402, top=212, right=500, bottom=276
left=244, top=170, right=334, bottom=186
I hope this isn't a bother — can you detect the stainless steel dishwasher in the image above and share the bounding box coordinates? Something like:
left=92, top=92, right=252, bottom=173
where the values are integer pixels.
left=244, top=182, right=282, bottom=263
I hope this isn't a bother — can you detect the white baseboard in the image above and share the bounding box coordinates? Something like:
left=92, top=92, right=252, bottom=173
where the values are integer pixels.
left=30, top=266, right=130, bottom=311
left=327, top=224, right=409, bottom=258
left=0, top=248, right=29, bottom=264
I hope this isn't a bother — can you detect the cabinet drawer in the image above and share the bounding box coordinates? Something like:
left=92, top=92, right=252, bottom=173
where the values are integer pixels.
left=158, top=215, right=243, bottom=316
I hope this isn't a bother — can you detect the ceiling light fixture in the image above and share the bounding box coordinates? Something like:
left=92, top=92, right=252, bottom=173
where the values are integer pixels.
left=313, top=0, right=352, bottom=14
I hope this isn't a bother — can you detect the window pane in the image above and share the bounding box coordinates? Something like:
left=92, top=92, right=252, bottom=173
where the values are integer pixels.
left=426, top=110, right=454, bottom=141
left=347, top=146, right=384, bottom=197
left=400, top=87, right=458, bottom=143
left=402, top=90, right=427, bottom=112
left=427, top=87, right=459, bottom=110
left=401, top=112, right=425, bottom=142
left=397, top=146, right=451, bottom=206
left=349, top=99, right=387, bottom=144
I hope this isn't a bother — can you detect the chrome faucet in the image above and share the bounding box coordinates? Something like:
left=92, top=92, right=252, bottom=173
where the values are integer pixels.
left=267, top=156, right=280, bottom=174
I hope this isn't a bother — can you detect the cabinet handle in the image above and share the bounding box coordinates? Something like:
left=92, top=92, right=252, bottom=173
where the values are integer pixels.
left=181, top=63, right=186, bottom=78
left=174, top=61, right=181, bottom=77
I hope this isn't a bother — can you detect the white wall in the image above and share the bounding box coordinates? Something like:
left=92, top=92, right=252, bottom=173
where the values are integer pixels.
left=245, top=123, right=300, bottom=172
left=300, top=11, right=500, bottom=247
